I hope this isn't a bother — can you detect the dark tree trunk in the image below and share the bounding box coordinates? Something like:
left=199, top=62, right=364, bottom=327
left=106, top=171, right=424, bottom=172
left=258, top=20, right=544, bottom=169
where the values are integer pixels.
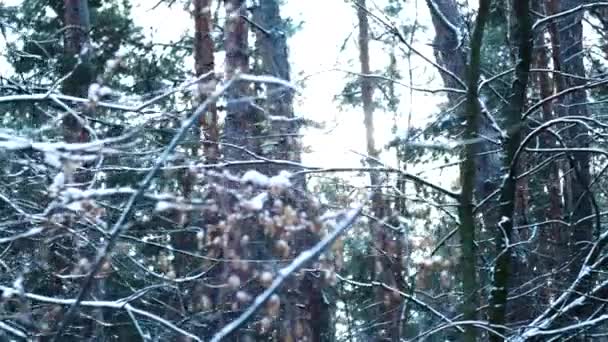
left=252, top=0, right=304, bottom=186
left=200, top=3, right=330, bottom=341
left=549, top=0, right=594, bottom=294
left=487, top=0, right=533, bottom=339
left=57, top=1, right=104, bottom=339
left=426, top=0, right=503, bottom=208
left=502, top=0, right=565, bottom=326
left=594, top=7, right=608, bottom=59
left=250, top=1, right=331, bottom=339
left=62, top=0, right=93, bottom=142
left=510, top=0, right=566, bottom=325
left=425, top=1, right=496, bottom=340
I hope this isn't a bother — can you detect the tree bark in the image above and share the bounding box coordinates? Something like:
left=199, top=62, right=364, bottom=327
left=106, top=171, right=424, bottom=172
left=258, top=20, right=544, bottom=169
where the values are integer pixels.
left=458, top=1, right=492, bottom=340
left=426, top=0, right=503, bottom=208
left=592, top=6, right=608, bottom=59
left=487, top=0, right=533, bottom=339
left=425, top=0, right=496, bottom=340
left=222, top=0, right=261, bottom=165
left=356, top=3, right=404, bottom=341
left=58, top=1, right=104, bottom=339
left=251, top=2, right=331, bottom=339
left=62, top=0, right=93, bottom=142
left=194, top=0, right=219, bottom=164
left=515, top=0, right=564, bottom=324
left=548, top=0, right=594, bottom=294
left=252, top=0, right=304, bottom=185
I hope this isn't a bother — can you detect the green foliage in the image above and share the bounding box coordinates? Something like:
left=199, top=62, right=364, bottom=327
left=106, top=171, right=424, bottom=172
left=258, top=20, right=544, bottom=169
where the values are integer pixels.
left=2, top=0, right=187, bottom=96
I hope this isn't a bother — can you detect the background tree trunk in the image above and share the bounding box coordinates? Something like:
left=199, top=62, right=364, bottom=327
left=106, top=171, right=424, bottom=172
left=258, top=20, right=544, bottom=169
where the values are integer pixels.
left=195, top=0, right=219, bottom=164
left=357, top=3, right=404, bottom=341
left=425, top=0, right=495, bottom=339
left=549, top=0, right=594, bottom=297
left=222, top=0, right=261, bottom=165
left=62, top=0, right=93, bottom=142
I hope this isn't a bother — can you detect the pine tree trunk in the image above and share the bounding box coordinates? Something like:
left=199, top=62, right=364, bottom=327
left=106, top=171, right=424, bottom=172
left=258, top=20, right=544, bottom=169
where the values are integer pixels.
left=222, top=0, right=262, bottom=165
left=426, top=0, right=503, bottom=209
left=252, top=2, right=330, bottom=339
left=252, top=0, right=304, bottom=185
left=62, top=0, right=93, bottom=142
left=517, top=0, right=564, bottom=323
left=595, top=7, right=608, bottom=59
left=194, top=0, right=219, bottom=164
left=59, top=1, right=105, bottom=339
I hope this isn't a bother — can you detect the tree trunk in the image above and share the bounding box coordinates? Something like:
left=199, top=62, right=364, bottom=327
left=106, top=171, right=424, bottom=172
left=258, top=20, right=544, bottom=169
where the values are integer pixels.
left=548, top=0, right=594, bottom=294
left=167, top=3, right=218, bottom=330
left=58, top=1, right=104, bottom=339
left=593, top=7, right=608, bottom=59
left=252, top=0, right=304, bottom=185
left=222, top=0, right=261, bottom=165
left=62, top=0, right=93, bottom=142
left=251, top=2, right=331, bottom=339
left=426, top=0, right=503, bottom=208
left=201, top=3, right=328, bottom=341
left=425, top=0, right=496, bottom=340
left=487, top=0, right=532, bottom=339
left=514, top=0, right=565, bottom=324
left=356, top=3, right=404, bottom=341
left=194, top=0, right=219, bottom=164
left=458, top=1, right=492, bottom=340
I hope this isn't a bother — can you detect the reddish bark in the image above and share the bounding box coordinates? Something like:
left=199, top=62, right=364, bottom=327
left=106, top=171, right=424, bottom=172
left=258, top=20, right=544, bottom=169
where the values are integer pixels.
left=62, top=0, right=92, bottom=143
left=222, top=0, right=261, bottom=163
left=194, top=0, right=219, bottom=164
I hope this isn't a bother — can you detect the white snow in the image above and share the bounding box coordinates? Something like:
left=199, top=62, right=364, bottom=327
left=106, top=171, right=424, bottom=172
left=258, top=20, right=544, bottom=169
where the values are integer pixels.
left=269, top=170, right=292, bottom=188
left=155, top=201, right=173, bottom=212
left=241, top=170, right=270, bottom=186
left=44, top=151, right=62, bottom=168
left=242, top=193, right=268, bottom=211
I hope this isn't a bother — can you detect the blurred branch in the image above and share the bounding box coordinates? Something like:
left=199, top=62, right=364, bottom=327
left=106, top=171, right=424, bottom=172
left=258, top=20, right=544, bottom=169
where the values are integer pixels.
left=210, top=202, right=365, bottom=342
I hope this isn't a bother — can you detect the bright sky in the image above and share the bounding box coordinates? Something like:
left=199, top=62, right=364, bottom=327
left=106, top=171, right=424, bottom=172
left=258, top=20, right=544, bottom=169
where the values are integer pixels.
left=1, top=0, right=447, bottom=179
left=129, top=0, right=444, bottom=172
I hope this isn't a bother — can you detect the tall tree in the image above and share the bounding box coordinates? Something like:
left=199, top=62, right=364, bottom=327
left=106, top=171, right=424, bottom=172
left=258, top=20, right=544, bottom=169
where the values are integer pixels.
left=426, top=0, right=503, bottom=209
left=356, top=2, right=405, bottom=341
left=252, top=2, right=334, bottom=338
left=222, top=0, right=262, bottom=165
left=252, top=0, right=299, bottom=164
left=487, top=0, right=532, bottom=339
left=425, top=0, right=495, bottom=339
left=194, top=0, right=219, bottom=164
left=62, top=0, right=93, bottom=142
left=458, top=1, right=492, bottom=340
left=552, top=0, right=595, bottom=286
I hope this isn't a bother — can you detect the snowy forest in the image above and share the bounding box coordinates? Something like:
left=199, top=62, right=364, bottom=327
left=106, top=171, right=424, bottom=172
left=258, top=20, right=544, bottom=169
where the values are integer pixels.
left=0, top=0, right=608, bottom=341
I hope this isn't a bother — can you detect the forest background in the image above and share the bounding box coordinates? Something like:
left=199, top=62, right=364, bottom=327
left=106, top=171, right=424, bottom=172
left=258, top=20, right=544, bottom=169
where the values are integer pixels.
left=1, top=0, right=608, bottom=341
